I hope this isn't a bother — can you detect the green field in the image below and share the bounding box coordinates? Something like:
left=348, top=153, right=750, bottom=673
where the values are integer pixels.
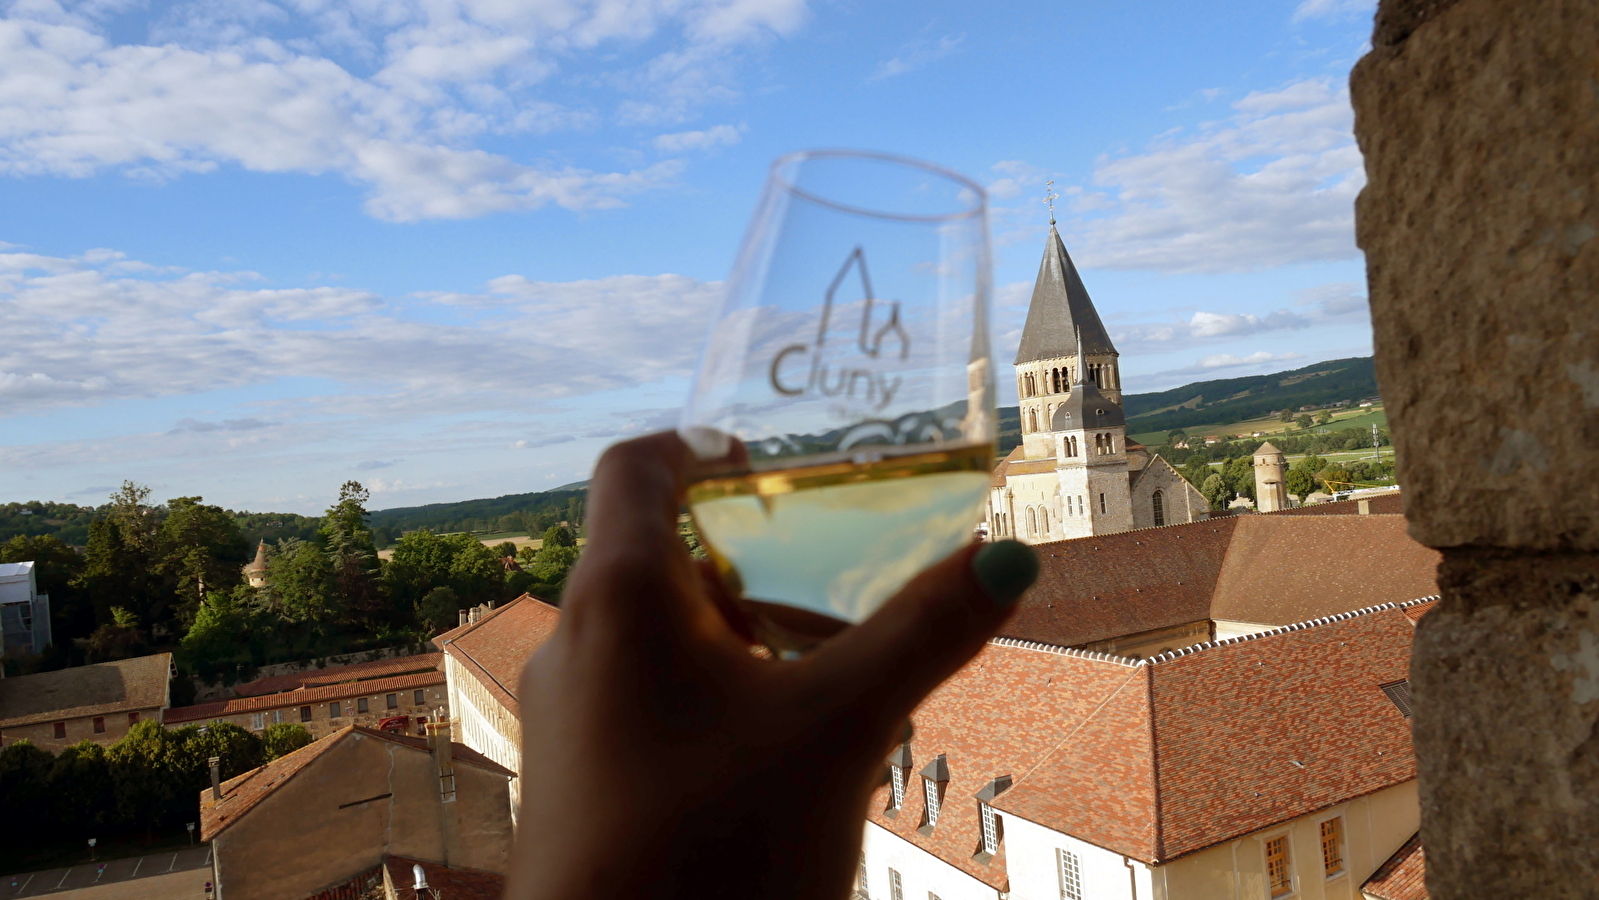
left=1129, top=404, right=1387, bottom=448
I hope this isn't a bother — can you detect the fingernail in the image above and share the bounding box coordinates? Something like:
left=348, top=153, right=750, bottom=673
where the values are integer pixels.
left=971, top=540, right=1038, bottom=608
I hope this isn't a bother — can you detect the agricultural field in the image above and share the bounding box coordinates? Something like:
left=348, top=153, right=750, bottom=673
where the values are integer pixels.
left=1129, top=403, right=1388, bottom=448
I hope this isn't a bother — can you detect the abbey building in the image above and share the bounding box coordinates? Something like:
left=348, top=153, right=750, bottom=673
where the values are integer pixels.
left=986, top=226, right=1205, bottom=543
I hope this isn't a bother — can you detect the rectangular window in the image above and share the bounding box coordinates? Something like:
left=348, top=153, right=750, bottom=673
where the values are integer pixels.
left=386, top=693, right=398, bottom=709
left=92, top=716, right=105, bottom=734
left=1099, top=493, right=1107, bottom=514
left=272, top=709, right=284, bottom=724
left=249, top=713, right=265, bottom=731
left=52, top=722, right=65, bottom=739
left=127, top=712, right=140, bottom=725
left=300, top=706, right=313, bottom=723
left=1321, top=817, right=1344, bottom=876
left=1057, top=848, right=1082, bottom=900
left=357, top=697, right=369, bottom=714
left=1266, top=836, right=1293, bottom=898
left=414, top=689, right=426, bottom=705
left=857, top=853, right=868, bottom=898
left=979, top=803, right=1000, bottom=854
left=923, top=779, right=941, bottom=826
left=889, top=868, right=903, bottom=900
left=439, top=771, right=457, bottom=803
left=889, top=766, right=905, bottom=809
left=330, top=703, right=341, bottom=719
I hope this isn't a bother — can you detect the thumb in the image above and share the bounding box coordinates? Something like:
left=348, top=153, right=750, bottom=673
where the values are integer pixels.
left=804, top=540, right=1038, bottom=718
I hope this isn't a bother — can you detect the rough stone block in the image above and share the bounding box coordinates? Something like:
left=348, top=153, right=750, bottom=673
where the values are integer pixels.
left=1413, top=554, right=1599, bottom=898
left=1352, top=0, right=1599, bottom=552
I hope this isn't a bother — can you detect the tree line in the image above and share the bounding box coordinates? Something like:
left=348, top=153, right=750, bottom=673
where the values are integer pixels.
left=0, top=481, right=586, bottom=685
left=0, top=720, right=311, bottom=850
left=1164, top=426, right=1398, bottom=510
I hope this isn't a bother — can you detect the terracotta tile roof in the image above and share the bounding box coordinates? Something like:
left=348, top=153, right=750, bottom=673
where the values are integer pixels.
left=440, top=595, right=562, bottom=717
left=201, top=725, right=513, bottom=841
left=1363, top=833, right=1428, bottom=900
left=165, top=670, right=444, bottom=724
left=384, top=857, right=505, bottom=900
left=232, top=653, right=442, bottom=697
left=1402, top=599, right=1437, bottom=622
left=990, top=445, right=1026, bottom=487
left=0, top=652, right=171, bottom=728
left=1269, top=491, right=1405, bottom=517
left=880, top=601, right=1423, bottom=871
left=1002, top=513, right=1438, bottom=648
left=1207, top=515, right=1440, bottom=626
left=1005, top=519, right=1239, bottom=646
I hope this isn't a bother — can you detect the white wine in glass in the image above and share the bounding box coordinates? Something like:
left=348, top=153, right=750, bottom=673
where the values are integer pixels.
left=680, top=150, right=995, bottom=653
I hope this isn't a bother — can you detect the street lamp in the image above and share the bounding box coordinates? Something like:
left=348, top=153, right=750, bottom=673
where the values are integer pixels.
left=87, top=838, right=96, bottom=862
left=187, top=822, right=196, bottom=844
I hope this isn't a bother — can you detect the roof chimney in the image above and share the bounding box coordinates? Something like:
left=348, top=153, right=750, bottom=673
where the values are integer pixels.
left=208, top=756, right=222, bottom=802
left=413, top=863, right=429, bottom=890
left=425, top=721, right=460, bottom=867
left=458, top=609, right=468, bottom=627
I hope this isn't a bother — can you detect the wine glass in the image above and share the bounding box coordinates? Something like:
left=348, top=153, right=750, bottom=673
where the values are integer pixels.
left=680, top=149, right=995, bottom=653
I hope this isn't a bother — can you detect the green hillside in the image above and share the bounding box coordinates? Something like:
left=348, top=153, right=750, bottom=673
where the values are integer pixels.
left=998, top=356, right=1379, bottom=456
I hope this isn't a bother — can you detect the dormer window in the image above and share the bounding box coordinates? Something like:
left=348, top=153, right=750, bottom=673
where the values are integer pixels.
left=974, top=775, right=1012, bottom=858
left=887, top=744, right=911, bottom=812
left=919, top=754, right=949, bottom=832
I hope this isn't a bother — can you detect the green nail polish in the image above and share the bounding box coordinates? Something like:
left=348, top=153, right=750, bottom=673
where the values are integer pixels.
left=972, top=540, right=1038, bottom=608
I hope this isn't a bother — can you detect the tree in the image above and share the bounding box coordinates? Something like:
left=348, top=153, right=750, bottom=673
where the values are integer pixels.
left=1166, top=428, right=1188, bottom=446
left=1315, top=410, right=1334, bottom=426
left=78, top=482, right=163, bottom=632
left=321, top=482, right=381, bottom=623
left=266, top=538, right=336, bottom=624
left=157, top=496, right=250, bottom=627
left=1296, top=414, right=1314, bottom=430
left=0, top=741, right=56, bottom=842
left=1279, top=409, right=1295, bottom=423
left=107, top=720, right=182, bottom=831
left=1286, top=466, right=1316, bottom=499
left=541, top=525, right=577, bottom=549
left=85, top=607, right=148, bottom=663
left=418, top=586, right=461, bottom=633
left=1180, top=456, right=1213, bottom=490
left=492, top=541, right=518, bottom=559
left=1323, top=466, right=1353, bottom=491
left=449, top=540, right=506, bottom=607
left=260, top=723, right=313, bottom=762
left=1201, top=473, right=1231, bottom=510
left=178, top=586, right=256, bottom=680
left=1223, top=456, right=1256, bottom=502
left=49, top=741, right=117, bottom=832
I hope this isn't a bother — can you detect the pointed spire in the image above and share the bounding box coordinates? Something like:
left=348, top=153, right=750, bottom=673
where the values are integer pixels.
left=1014, top=226, right=1117, bottom=365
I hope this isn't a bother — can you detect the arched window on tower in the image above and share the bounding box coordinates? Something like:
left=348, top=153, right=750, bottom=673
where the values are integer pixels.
left=1026, top=508, right=1037, bottom=537
left=1072, top=436, right=1079, bottom=456
left=1042, top=509, right=1050, bottom=533
left=1152, top=490, right=1165, bottom=527
left=1028, top=409, right=1039, bottom=432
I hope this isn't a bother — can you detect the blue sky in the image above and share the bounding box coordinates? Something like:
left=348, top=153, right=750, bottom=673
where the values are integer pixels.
left=0, top=0, right=1378, bottom=515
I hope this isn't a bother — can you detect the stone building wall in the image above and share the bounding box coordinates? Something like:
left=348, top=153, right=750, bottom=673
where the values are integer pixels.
left=1351, top=1, right=1599, bottom=895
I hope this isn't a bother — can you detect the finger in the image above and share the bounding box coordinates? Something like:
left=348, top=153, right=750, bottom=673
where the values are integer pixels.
left=804, top=540, right=1038, bottom=718
left=696, top=558, right=757, bottom=645
left=560, top=433, right=703, bottom=632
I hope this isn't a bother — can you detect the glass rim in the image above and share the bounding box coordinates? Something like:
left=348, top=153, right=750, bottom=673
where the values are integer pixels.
left=769, top=149, right=987, bottom=223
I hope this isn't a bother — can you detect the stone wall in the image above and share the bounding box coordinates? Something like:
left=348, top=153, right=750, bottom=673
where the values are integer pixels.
left=1351, top=0, right=1599, bottom=895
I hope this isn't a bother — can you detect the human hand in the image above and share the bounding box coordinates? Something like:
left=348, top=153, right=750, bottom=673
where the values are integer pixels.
left=504, top=432, right=1038, bottom=900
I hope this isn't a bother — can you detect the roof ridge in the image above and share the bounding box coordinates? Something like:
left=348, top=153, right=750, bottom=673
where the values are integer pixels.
left=1142, top=594, right=1442, bottom=665
left=989, top=636, right=1144, bottom=667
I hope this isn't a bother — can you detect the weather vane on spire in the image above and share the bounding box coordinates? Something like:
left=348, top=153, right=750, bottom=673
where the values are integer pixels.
left=1043, top=179, right=1058, bottom=225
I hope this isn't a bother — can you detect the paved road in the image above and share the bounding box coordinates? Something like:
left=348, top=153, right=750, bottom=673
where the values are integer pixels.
left=1, top=847, right=212, bottom=898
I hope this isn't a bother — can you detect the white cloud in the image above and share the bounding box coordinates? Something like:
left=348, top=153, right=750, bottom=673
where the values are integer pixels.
left=0, top=247, right=724, bottom=416
left=1291, top=0, right=1376, bottom=23
left=652, top=124, right=744, bottom=152
left=870, top=32, right=963, bottom=81
left=0, top=1, right=807, bottom=220
left=1040, top=77, right=1363, bottom=273
left=1197, top=350, right=1305, bottom=369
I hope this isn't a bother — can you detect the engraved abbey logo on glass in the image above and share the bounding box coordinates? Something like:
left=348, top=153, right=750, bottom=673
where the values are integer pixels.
left=680, top=150, right=996, bottom=654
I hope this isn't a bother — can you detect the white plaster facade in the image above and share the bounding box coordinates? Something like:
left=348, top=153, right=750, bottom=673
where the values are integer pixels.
left=859, top=780, right=1419, bottom=900
left=444, top=652, right=522, bottom=822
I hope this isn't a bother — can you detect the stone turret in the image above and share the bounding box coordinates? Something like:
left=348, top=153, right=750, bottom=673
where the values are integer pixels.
left=1253, top=442, right=1289, bottom=513
left=243, top=541, right=268, bottom=588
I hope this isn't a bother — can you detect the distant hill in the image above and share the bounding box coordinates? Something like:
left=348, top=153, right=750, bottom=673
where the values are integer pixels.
left=366, top=489, right=587, bottom=545
left=998, top=356, right=1378, bottom=454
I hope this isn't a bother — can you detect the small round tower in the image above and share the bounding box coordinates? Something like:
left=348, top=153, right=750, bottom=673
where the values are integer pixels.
left=1253, top=442, right=1289, bottom=513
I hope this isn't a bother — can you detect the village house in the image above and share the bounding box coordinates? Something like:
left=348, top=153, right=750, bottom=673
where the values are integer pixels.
left=0, top=652, right=171, bottom=750
left=165, top=654, right=448, bottom=738
left=435, top=596, right=561, bottom=821
left=202, top=723, right=513, bottom=900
